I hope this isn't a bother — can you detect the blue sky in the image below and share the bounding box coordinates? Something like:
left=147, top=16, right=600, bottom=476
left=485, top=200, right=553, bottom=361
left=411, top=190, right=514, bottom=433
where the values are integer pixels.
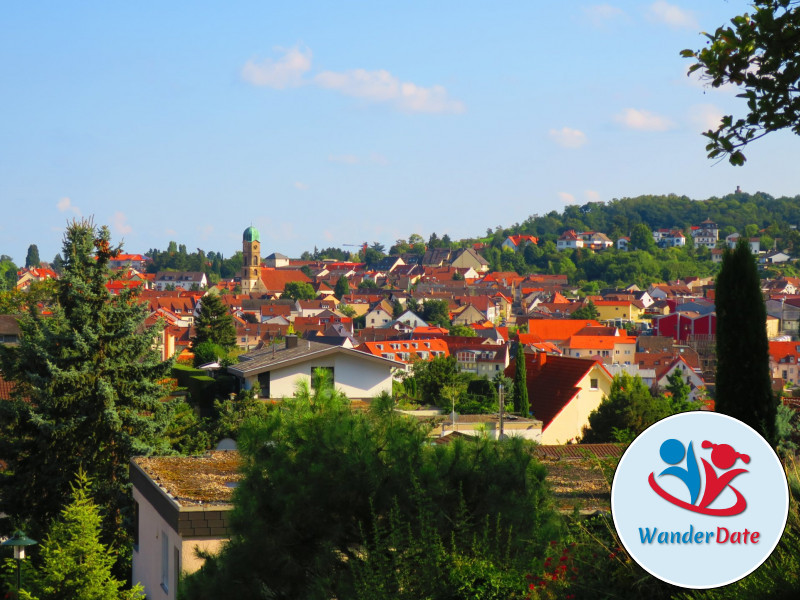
left=2, top=1, right=799, bottom=265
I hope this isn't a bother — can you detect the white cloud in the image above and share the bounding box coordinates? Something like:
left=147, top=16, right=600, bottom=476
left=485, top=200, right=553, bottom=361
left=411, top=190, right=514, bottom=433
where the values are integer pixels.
left=242, top=45, right=464, bottom=114
left=165, top=228, right=177, bottom=236
left=294, top=182, right=309, bottom=191
left=615, top=108, right=674, bottom=131
left=648, top=1, right=697, bottom=29
left=199, top=225, right=214, bottom=240
left=549, top=127, right=588, bottom=149
left=585, top=190, right=601, bottom=201
left=328, top=154, right=360, bottom=165
left=314, top=68, right=465, bottom=114
left=558, top=192, right=577, bottom=204
left=57, top=196, right=80, bottom=215
left=241, top=45, right=312, bottom=89
left=111, top=211, right=132, bottom=235
left=584, top=4, right=627, bottom=27
left=688, top=103, right=724, bottom=132
left=323, top=230, right=335, bottom=242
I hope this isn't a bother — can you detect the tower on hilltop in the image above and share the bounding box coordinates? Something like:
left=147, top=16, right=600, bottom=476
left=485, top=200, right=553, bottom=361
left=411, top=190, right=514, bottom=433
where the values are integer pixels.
left=241, top=225, right=261, bottom=294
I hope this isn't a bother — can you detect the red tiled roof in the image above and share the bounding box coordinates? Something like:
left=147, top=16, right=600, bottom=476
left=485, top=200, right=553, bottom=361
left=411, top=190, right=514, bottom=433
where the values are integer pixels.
left=260, top=268, right=311, bottom=292
left=505, top=353, right=601, bottom=429
left=527, top=319, right=602, bottom=342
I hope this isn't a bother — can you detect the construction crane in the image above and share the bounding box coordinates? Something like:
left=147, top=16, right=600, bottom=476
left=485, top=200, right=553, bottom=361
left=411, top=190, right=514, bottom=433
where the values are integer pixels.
left=343, top=243, right=368, bottom=256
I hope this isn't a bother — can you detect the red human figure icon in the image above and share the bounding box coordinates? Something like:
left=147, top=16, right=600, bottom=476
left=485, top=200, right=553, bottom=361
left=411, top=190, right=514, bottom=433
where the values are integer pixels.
left=698, top=441, right=750, bottom=511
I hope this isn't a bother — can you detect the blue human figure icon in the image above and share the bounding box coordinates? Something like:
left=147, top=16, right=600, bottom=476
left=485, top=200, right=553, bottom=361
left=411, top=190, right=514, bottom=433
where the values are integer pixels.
left=658, top=438, right=701, bottom=505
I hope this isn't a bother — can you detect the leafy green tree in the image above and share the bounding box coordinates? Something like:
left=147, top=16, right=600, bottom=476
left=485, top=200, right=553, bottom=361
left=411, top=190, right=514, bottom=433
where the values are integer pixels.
left=512, top=343, right=529, bottom=416
left=420, top=299, right=450, bottom=328
left=358, top=279, right=379, bottom=290
left=282, top=281, right=315, bottom=301
left=209, top=387, right=272, bottom=441
left=7, top=470, right=144, bottom=600
left=663, top=369, right=698, bottom=413
left=163, top=401, right=212, bottom=455
left=630, top=223, right=656, bottom=252
left=571, top=299, right=599, bottom=320
left=582, top=373, right=671, bottom=443
left=0, top=255, right=18, bottom=291
left=447, top=324, right=476, bottom=337
left=179, top=378, right=557, bottom=600
left=0, top=219, right=174, bottom=571
left=337, top=303, right=356, bottom=318
left=192, top=293, right=236, bottom=350
left=411, top=355, right=460, bottom=406
left=25, top=244, right=41, bottom=268
left=715, top=239, right=777, bottom=443
left=334, top=275, right=350, bottom=298
left=683, top=0, right=800, bottom=165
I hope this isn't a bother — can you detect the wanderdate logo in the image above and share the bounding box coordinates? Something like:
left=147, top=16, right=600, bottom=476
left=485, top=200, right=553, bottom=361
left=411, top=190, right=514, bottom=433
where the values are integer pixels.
left=612, top=412, right=788, bottom=589
left=648, top=438, right=750, bottom=516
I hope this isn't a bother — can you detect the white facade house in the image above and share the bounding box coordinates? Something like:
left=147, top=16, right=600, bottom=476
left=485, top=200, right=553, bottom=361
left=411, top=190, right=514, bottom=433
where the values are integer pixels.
left=154, top=271, right=208, bottom=291
left=131, top=453, right=240, bottom=600
left=365, top=306, right=393, bottom=328
left=556, top=230, right=583, bottom=251
left=228, top=336, right=403, bottom=400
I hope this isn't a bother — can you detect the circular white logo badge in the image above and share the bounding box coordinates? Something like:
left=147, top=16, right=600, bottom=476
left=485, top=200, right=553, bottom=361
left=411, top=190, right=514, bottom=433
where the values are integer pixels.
left=611, top=412, right=789, bottom=588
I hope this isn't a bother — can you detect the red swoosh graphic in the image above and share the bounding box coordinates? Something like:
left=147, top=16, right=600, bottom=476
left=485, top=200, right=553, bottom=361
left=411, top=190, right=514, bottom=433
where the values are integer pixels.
left=648, top=472, right=747, bottom=516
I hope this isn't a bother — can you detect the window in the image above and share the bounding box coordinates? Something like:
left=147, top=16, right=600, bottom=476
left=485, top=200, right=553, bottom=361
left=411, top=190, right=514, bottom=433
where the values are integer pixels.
left=257, top=372, right=271, bottom=398
left=590, top=378, right=599, bottom=390
left=161, top=531, right=169, bottom=592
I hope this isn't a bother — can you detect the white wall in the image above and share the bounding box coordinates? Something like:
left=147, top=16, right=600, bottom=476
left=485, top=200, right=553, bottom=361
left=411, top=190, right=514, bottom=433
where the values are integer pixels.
left=543, top=366, right=611, bottom=444
left=132, top=488, right=180, bottom=600
left=246, top=353, right=394, bottom=399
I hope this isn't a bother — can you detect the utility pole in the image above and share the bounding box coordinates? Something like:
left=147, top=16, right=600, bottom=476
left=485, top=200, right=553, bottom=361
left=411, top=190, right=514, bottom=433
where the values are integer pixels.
left=498, top=383, right=504, bottom=440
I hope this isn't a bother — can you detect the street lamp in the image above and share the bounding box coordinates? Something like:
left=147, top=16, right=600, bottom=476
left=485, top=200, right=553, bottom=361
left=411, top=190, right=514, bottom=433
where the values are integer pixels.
left=1, top=530, right=37, bottom=593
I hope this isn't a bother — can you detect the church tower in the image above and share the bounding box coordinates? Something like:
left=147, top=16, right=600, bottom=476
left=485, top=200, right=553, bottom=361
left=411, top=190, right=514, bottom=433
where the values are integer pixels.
left=241, top=225, right=261, bottom=294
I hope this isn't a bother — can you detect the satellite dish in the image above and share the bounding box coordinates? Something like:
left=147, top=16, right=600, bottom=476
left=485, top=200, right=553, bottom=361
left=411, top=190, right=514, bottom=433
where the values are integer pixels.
left=215, top=438, right=238, bottom=451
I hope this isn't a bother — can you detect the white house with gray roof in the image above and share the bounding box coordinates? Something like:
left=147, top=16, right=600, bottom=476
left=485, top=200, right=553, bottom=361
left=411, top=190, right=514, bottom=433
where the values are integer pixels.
left=227, top=335, right=403, bottom=400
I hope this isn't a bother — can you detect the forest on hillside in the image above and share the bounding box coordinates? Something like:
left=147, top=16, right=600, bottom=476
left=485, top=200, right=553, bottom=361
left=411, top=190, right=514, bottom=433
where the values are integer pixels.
left=121, top=192, right=800, bottom=290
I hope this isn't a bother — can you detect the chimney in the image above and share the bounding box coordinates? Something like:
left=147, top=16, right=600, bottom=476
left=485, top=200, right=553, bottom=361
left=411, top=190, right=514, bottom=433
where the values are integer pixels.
left=537, top=351, right=547, bottom=367
left=286, top=335, right=299, bottom=349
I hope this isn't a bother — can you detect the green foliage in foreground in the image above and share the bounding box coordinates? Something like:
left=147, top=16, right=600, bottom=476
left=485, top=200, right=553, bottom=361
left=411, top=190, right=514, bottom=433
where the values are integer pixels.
left=179, top=379, right=559, bottom=600
left=2, top=470, right=143, bottom=600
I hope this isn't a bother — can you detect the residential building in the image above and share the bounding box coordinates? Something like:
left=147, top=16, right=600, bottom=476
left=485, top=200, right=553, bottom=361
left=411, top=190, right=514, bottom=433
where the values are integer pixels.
left=228, top=336, right=402, bottom=400
left=357, top=338, right=449, bottom=363
left=131, top=452, right=240, bottom=600
left=154, top=271, right=208, bottom=291
left=505, top=353, right=613, bottom=444
left=501, top=234, right=538, bottom=252
left=556, top=230, right=583, bottom=251
left=769, top=341, right=800, bottom=386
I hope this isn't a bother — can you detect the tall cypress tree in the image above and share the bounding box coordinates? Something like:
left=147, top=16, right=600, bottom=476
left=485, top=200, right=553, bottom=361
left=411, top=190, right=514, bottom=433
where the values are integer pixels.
left=715, top=239, right=777, bottom=443
left=513, top=343, right=529, bottom=416
left=25, top=243, right=41, bottom=268
left=0, top=219, right=174, bottom=571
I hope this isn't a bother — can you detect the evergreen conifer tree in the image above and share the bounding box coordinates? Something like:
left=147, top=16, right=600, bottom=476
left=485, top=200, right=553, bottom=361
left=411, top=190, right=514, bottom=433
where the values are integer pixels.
left=11, top=470, right=144, bottom=600
left=715, top=239, right=777, bottom=443
left=0, top=219, right=174, bottom=572
left=513, top=343, right=529, bottom=416
left=25, top=244, right=41, bottom=268
left=334, top=275, right=350, bottom=299
left=192, top=293, right=236, bottom=349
